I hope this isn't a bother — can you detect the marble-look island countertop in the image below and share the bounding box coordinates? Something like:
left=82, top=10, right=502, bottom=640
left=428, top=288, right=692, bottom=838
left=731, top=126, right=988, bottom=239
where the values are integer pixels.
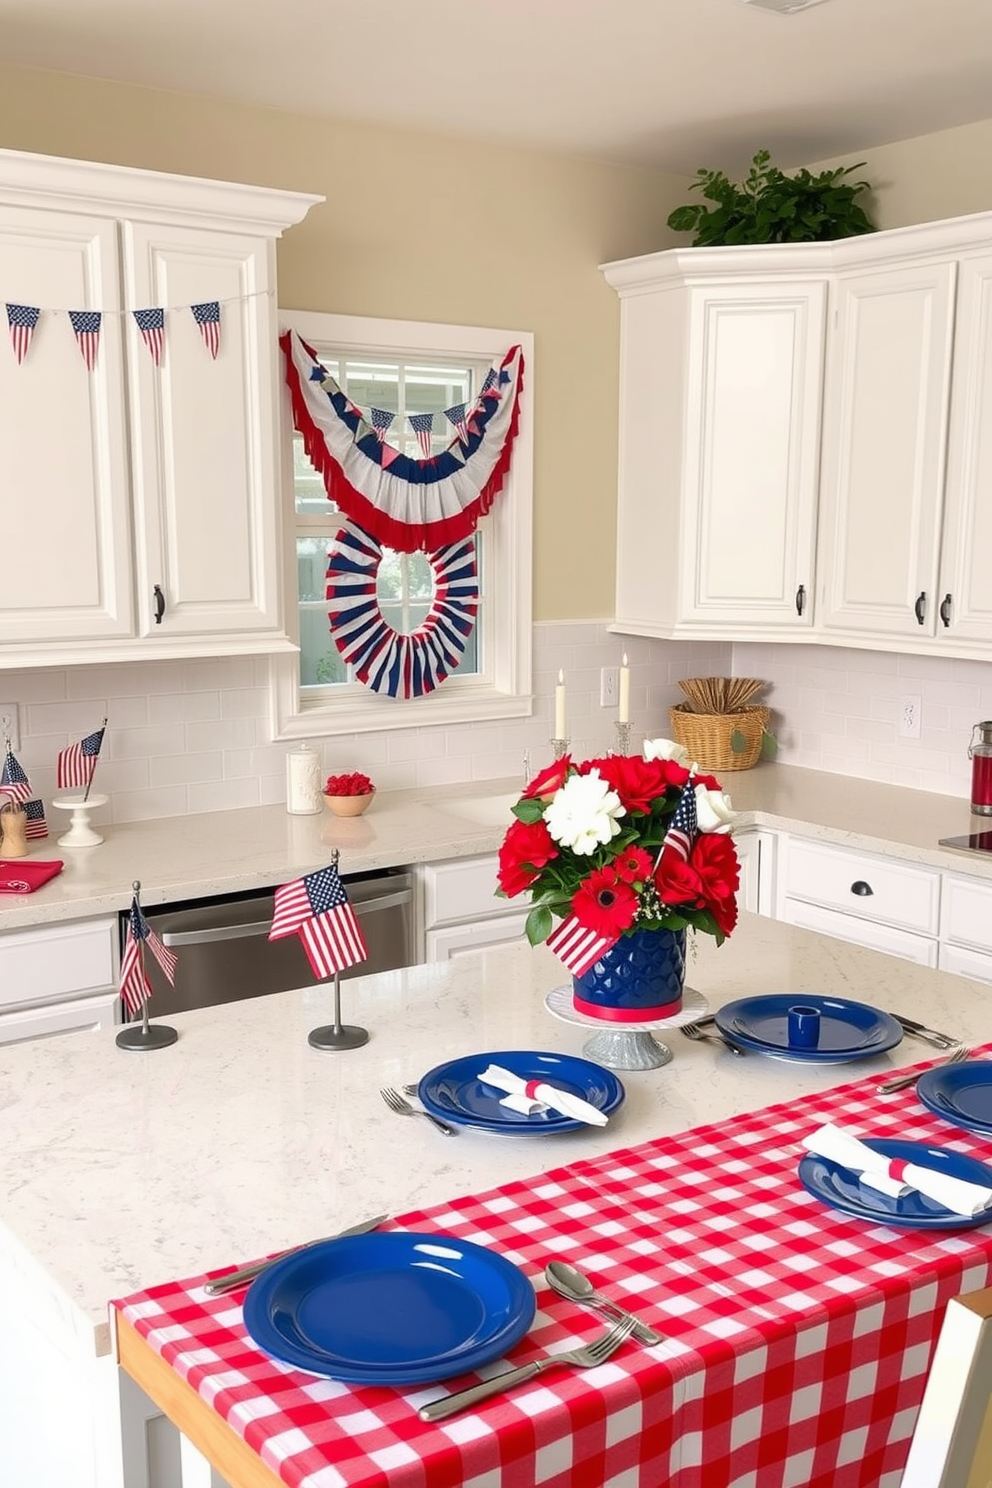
left=0, top=915, right=987, bottom=1362
left=0, top=763, right=988, bottom=933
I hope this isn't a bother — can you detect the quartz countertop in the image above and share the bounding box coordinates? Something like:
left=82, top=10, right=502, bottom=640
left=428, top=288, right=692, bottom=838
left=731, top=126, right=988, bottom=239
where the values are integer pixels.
left=0, top=764, right=987, bottom=933
left=0, top=916, right=988, bottom=1361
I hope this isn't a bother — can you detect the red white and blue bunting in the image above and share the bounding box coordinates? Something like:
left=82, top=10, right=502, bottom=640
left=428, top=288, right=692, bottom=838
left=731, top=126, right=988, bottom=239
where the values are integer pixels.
left=281, top=329, right=524, bottom=555
left=4, top=298, right=231, bottom=368
left=326, top=526, right=480, bottom=699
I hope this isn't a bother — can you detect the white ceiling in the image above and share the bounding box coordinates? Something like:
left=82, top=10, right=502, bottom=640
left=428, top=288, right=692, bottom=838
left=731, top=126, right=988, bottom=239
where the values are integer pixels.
left=2, top=0, right=991, bottom=175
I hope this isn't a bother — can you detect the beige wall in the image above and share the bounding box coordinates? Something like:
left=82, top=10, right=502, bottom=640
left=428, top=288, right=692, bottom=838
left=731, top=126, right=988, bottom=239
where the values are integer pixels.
left=811, top=116, right=992, bottom=230
left=0, top=63, right=691, bottom=623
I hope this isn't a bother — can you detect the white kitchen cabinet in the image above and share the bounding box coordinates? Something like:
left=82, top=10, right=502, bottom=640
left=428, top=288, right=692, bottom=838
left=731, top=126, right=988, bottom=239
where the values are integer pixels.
left=420, top=854, right=528, bottom=961
left=602, top=250, right=825, bottom=639
left=0, top=148, right=320, bottom=667
left=0, top=915, right=120, bottom=1044
left=735, top=827, right=777, bottom=917
left=939, top=868, right=992, bottom=983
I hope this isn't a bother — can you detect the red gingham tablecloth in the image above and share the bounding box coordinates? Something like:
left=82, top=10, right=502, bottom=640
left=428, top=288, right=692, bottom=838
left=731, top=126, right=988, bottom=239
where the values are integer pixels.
left=114, top=1049, right=992, bottom=1488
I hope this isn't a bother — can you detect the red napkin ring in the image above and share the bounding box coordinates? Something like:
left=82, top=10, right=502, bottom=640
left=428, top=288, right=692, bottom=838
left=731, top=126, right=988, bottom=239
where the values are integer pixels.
left=0, top=859, right=64, bottom=893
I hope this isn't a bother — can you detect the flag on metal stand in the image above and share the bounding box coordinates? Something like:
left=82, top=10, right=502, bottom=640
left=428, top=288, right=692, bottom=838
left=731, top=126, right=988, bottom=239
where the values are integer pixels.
left=116, top=882, right=180, bottom=1051
left=269, top=860, right=369, bottom=979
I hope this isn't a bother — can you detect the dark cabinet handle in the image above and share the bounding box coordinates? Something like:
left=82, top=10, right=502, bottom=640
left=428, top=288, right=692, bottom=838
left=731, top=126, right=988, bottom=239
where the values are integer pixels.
left=153, top=584, right=165, bottom=625
left=939, top=593, right=952, bottom=628
left=850, top=880, right=874, bottom=897
left=914, top=591, right=926, bottom=625
left=795, top=584, right=806, bottom=617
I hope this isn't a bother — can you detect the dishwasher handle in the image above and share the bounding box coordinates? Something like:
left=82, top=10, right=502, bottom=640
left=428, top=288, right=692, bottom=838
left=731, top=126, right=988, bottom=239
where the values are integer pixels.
left=159, top=888, right=412, bottom=947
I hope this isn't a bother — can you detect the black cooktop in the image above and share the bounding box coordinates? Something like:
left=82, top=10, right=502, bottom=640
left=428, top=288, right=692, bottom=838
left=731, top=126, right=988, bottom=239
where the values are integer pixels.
left=939, top=830, right=992, bottom=855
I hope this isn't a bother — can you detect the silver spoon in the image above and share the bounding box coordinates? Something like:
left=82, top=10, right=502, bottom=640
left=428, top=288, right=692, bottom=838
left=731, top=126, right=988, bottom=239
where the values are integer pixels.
left=544, top=1259, right=663, bottom=1345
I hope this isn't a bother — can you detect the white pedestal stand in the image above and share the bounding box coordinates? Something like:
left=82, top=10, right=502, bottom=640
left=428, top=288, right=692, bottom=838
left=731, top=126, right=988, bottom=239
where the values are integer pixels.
left=544, top=984, right=708, bottom=1071
left=51, top=794, right=108, bottom=847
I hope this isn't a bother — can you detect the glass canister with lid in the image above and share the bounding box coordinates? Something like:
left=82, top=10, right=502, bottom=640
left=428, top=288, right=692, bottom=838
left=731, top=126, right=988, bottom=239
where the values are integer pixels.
left=968, top=721, right=992, bottom=816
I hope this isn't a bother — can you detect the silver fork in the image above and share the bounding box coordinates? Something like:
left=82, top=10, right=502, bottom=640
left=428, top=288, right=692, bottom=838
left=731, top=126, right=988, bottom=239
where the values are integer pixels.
left=681, top=1021, right=745, bottom=1057
left=419, top=1314, right=637, bottom=1421
left=877, top=1044, right=971, bottom=1094
left=380, top=1086, right=457, bottom=1136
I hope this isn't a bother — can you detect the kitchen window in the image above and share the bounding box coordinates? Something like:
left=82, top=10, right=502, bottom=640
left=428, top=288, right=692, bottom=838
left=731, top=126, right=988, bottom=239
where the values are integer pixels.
left=271, top=310, right=533, bottom=740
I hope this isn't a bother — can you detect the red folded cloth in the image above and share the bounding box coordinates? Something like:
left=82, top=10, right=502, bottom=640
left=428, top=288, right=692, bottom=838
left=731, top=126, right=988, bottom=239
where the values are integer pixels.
left=0, top=860, right=64, bottom=893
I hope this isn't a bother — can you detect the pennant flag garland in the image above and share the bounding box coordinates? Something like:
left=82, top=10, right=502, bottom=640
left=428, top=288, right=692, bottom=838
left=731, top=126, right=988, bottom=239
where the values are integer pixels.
left=6, top=303, right=40, bottom=364
left=546, top=915, right=618, bottom=977
left=191, top=300, right=221, bottom=359
left=443, top=402, right=470, bottom=445
left=408, top=411, right=435, bottom=459
left=68, top=310, right=102, bottom=371
left=57, top=725, right=106, bottom=791
left=268, top=861, right=368, bottom=980
left=133, top=307, right=165, bottom=366
left=369, top=407, right=396, bottom=442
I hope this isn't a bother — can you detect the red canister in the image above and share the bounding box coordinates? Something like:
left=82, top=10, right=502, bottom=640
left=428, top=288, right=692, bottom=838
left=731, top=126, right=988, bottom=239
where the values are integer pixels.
left=968, top=721, right=992, bottom=816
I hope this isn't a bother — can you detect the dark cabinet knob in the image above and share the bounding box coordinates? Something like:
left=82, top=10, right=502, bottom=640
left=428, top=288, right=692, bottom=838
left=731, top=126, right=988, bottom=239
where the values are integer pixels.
left=939, top=593, right=952, bottom=628
left=850, top=880, right=874, bottom=897
left=153, top=584, right=165, bottom=624
left=795, top=584, right=806, bottom=617
left=914, top=591, right=926, bottom=625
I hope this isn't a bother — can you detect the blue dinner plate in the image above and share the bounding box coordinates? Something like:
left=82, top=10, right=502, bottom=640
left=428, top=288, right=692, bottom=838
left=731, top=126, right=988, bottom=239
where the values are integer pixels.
left=243, top=1231, right=535, bottom=1384
left=714, top=994, right=902, bottom=1063
left=417, top=1050, right=625, bottom=1133
left=799, top=1137, right=992, bottom=1230
left=917, top=1060, right=992, bottom=1134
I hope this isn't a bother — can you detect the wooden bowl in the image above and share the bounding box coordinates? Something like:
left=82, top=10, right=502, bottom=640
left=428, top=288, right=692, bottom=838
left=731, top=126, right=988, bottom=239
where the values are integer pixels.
left=322, top=791, right=375, bottom=817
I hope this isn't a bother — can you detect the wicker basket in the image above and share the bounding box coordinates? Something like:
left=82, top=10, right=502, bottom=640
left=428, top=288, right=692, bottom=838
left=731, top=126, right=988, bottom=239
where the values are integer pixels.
left=669, top=702, right=770, bottom=772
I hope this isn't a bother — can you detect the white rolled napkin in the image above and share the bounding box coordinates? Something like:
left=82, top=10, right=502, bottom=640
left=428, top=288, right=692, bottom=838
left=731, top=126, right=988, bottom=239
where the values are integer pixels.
left=803, top=1123, right=992, bottom=1217
left=478, top=1064, right=609, bottom=1126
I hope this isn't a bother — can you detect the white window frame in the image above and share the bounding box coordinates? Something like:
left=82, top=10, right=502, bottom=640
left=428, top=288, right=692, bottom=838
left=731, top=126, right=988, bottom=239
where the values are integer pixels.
left=269, top=309, right=534, bottom=740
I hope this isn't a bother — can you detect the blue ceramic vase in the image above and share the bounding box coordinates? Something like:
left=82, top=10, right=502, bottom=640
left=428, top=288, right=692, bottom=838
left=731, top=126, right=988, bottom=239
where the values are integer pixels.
left=572, top=927, right=685, bottom=1022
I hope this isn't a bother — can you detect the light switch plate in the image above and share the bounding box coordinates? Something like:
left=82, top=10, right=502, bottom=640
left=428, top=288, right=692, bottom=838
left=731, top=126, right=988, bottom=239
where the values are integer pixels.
left=0, top=703, right=20, bottom=751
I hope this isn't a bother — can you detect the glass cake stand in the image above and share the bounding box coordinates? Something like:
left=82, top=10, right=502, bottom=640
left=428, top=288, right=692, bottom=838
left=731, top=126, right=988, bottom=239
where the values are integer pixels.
left=544, top=983, right=708, bottom=1071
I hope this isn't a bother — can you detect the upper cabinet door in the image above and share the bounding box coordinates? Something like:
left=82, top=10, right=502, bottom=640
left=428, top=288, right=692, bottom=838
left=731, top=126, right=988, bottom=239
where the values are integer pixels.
left=0, top=206, right=133, bottom=647
left=677, top=284, right=825, bottom=628
left=122, top=221, right=284, bottom=640
left=816, top=262, right=955, bottom=640
left=938, top=253, right=992, bottom=645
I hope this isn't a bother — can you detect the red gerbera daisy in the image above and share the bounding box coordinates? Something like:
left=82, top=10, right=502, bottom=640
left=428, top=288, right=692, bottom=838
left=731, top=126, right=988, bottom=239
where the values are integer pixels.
left=572, top=866, right=639, bottom=938
left=613, top=845, right=653, bottom=884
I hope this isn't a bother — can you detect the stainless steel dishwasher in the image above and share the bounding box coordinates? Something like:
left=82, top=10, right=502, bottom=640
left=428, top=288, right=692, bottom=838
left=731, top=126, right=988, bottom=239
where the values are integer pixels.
left=131, top=869, right=415, bottom=1015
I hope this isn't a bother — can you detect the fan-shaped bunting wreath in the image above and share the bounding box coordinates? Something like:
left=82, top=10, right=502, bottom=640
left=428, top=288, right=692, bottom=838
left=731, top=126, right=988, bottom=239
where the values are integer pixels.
left=326, top=525, right=480, bottom=699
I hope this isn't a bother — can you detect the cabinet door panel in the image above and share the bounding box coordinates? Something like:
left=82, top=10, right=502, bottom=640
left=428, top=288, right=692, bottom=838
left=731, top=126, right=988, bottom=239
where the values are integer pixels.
left=0, top=207, right=132, bottom=645
left=680, top=286, right=824, bottom=625
left=123, top=222, right=284, bottom=639
left=817, top=263, right=954, bottom=639
left=939, top=254, right=992, bottom=644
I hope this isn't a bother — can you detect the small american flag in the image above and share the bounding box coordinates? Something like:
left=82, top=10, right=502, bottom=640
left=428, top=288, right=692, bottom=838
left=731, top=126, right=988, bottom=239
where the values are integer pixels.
left=133, top=307, right=165, bottom=366
left=370, top=407, right=395, bottom=442
left=23, top=798, right=48, bottom=840
left=443, top=402, right=470, bottom=445
left=68, top=310, right=102, bottom=371
left=546, top=914, right=619, bottom=977
left=57, top=726, right=105, bottom=790
left=191, top=301, right=221, bottom=359
left=120, top=912, right=152, bottom=1016
left=0, top=747, right=33, bottom=804
left=409, top=411, right=435, bottom=459
left=131, top=897, right=178, bottom=984
left=269, top=862, right=368, bottom=980
left=658, top=780, right=698, bottom=867
left=6, top=303, right=40, bottom=364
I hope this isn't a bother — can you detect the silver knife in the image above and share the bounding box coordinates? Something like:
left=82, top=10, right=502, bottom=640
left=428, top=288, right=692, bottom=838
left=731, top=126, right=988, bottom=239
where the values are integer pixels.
left=204, top=1213, right=388, bottom=1295
left=891, top=1014, right=957, bottom=1049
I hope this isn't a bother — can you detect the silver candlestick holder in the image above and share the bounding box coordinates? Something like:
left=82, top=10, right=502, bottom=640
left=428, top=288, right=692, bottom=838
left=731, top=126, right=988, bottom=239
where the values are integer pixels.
left=550, top=736, right=570, bottom=761
left=613, top=721, right=633, bottom=756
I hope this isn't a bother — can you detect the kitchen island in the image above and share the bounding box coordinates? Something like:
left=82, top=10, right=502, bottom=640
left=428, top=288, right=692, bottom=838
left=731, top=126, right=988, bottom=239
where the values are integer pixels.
left=2, top=914, right=991, bottom=1488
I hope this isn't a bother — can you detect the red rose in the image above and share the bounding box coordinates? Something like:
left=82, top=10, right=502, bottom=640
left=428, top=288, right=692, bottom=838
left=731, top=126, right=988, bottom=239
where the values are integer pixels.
left=691, top=834, right=740, bottom=936
left=523, top=755, right=572, bottom=801
left=655, top=758, right=692, bottom=790
left=613, top=845, right=653, bottom=884
left=572, top=866, right=639, bottom=937
left=655, top=856, right=704, bottom=907
left=497, top=818, right=558, bottom=897
left=592, top=755, right=674, bottom=814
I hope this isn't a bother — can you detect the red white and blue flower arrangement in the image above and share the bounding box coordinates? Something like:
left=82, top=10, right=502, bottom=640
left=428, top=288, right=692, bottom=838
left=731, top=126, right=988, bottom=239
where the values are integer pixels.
left=497, top=741, right=740, bottom=1020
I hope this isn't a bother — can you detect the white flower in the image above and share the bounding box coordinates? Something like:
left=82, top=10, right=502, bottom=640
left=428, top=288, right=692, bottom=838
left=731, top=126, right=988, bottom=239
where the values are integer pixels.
left=544, top=769, right=626, bottom=855
left=643, top=737, right=691, bottom=766
left=694, top=783, right=736, bottom=834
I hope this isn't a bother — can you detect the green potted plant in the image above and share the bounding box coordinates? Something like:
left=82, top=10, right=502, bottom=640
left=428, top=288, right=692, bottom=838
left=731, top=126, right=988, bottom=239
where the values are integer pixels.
left=667, top=149, right=875, bottom=247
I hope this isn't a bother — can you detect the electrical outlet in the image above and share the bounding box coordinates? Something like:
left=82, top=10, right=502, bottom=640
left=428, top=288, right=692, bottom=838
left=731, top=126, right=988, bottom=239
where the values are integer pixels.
left=0, top=703, right=20, bottom=751
left=600, top=666, right=618, bottom=708
left=898, top=695, right=922, bottom=740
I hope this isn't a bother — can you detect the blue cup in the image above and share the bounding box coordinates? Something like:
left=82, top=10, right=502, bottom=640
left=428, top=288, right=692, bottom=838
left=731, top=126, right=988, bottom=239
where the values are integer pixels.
left=787, top=1004, right=821, bottom=1049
